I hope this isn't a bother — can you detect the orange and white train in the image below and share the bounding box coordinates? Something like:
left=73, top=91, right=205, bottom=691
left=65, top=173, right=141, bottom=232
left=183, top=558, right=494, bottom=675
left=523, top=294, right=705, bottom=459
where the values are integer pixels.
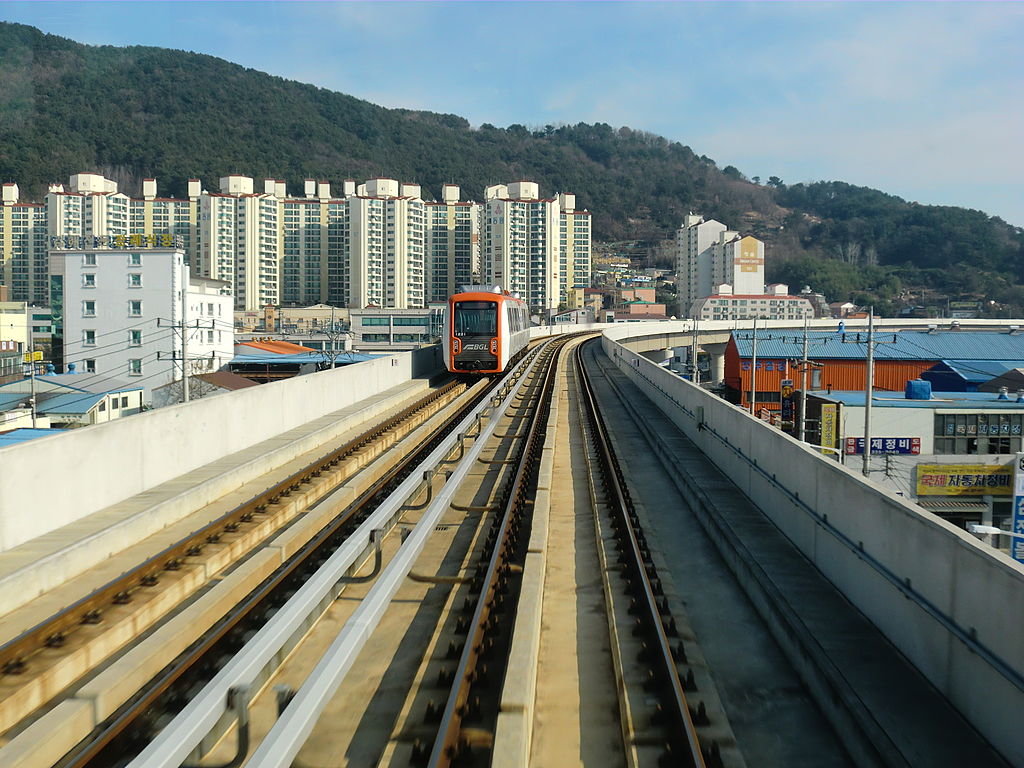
left=443, top=287, right=531, bottom=374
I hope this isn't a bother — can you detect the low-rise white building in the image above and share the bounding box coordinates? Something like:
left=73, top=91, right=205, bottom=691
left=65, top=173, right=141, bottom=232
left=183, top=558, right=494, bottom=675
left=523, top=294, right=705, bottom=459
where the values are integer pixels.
left=690, top=283, right=815, bottom=322
left=49, top=239, right=233, bottom=401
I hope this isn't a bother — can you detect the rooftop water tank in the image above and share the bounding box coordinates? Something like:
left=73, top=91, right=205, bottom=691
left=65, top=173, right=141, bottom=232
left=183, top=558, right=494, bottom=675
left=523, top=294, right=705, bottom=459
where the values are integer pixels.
left=905, top=379, right=932, bottom=400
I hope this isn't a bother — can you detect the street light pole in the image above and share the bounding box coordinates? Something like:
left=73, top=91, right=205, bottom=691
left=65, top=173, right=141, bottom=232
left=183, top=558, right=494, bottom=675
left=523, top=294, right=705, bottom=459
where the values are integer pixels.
left=749, top=316, right=758, bottom=415
left=863, top=307, right=874, bottom=477
left=798, top=318, right=809, bottom=443
left=28, top=335, right=37, bottom=428
left=181, top=271, right=190, bottom=404
left=691, top=318, right=699, bottom=385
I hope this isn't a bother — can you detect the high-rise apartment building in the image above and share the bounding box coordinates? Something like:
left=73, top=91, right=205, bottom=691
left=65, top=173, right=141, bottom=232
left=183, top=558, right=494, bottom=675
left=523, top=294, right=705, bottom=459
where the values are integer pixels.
left=675, top=213, right=765, bottom=317
left=347, top=179, right=426, bottom=309
left=425, top=184, right=480, bottom=303
left=3, top=173, right=591, bottom=313
left=482, top=181, right=590, bottom=316
left=0, top=184, right=48, bottom=303
left=196, top=176, right=283, bottom=311
left=558, top=193, right=592, bottom=309
left=281, top=179, right=350, bottom=307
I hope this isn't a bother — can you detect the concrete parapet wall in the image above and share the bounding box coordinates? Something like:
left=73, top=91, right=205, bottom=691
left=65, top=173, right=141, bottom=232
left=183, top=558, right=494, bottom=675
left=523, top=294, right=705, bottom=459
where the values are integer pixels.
left=0, top=347, right=442, bottom=552
left=600, top=327, right=1024, bottom=765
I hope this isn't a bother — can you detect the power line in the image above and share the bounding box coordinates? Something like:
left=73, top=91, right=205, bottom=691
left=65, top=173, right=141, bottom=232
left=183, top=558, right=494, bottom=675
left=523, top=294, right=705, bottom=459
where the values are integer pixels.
left=63, top=328, right=175, bottom=360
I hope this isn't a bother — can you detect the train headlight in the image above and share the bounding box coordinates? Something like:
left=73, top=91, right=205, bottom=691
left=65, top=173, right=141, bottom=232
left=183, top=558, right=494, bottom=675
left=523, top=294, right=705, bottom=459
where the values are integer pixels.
left=490, top=338, right=498, bottom=354
left=453, top=338, right=460, bottom=354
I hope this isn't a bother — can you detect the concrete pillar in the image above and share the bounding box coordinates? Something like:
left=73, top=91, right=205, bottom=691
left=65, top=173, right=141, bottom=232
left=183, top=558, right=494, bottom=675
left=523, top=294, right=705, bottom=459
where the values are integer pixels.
left=643, top=348, right=673, bottom=364
left=711, top=352, right=726, bottom=382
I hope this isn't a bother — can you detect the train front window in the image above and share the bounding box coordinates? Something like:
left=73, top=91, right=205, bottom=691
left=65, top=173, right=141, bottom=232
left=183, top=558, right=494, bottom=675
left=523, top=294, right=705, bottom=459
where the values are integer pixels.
left=453, top=301, right=497, bottom=337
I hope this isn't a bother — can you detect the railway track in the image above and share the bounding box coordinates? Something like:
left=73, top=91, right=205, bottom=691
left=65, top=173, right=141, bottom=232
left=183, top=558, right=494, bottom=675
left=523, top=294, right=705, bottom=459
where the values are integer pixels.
left=53, top=369, right=504, bottom=768
left=0, top=373, right=503, bottom=767
left=74, top=336, right=564, bottom=768
left=8, top=332, right=729, bottom=767
left=0, top=380, right=465, bottom=697
left=574, top=339, right=711, bottom=768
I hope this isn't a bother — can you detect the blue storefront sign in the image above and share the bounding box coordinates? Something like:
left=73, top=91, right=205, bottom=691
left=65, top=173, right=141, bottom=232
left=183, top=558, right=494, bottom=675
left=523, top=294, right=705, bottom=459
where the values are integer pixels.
left=845, top=437, right=921, bottom=455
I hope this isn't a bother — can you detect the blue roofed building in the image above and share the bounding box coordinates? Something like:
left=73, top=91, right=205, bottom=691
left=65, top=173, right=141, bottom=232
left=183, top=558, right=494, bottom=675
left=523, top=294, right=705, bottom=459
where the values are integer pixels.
left=0, top=373, right=143, bottom=427
left=805, top=383, right=1024, bottom=540
left=921, top=360, right=1018, bottom=392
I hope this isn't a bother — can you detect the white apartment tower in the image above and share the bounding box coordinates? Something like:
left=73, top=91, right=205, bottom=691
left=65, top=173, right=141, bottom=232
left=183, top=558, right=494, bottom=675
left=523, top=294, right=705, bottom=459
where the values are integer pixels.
left=676, top=213, right=765, bottom=317
left=196, top=176, right=282, bottom=311
left=3, top=173, right=590, bottom=314
left=1, top=183, right=48, bottom=303
left=558, top=192, right=592, bottom=309
left=281, top=179, right=350, bottom=307
left=425, top=184, right=481, bottom=303
left=347, top=179, right=425, bottom=309
left=482, top=182, right=558, bottom=315
left=676, top=213, right=726, bottom=317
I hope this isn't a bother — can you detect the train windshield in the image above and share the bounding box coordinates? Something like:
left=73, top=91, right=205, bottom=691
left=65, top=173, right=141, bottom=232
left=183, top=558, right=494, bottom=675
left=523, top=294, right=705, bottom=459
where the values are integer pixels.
left=453, top=301, right=498, bottom=337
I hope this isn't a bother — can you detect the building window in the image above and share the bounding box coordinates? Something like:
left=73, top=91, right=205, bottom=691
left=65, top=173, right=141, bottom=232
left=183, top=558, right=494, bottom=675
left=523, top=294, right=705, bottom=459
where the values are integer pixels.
left=129, top=330, right=142, bottom=346
left=128, top=273, right=142, bottom=288
left=121, top=396, right=129, bottom=408
left=83, top=253, right=97, bottom=266
left=85, top=359, right=96, bottom=373
left=83, top=300, right=96, bottom=317
left=129, top=300, right=142, bottom=316
left=128, top=358, right=142, bottom=376
left=933, top=413, right=1023, bottom=455
left=83, top=329, right=96, bottom=346
left=82, top=273, right=96, bottom=288
left=99, top=400, right=106, bottom=412
left=128, top=253, right=142, bottom=266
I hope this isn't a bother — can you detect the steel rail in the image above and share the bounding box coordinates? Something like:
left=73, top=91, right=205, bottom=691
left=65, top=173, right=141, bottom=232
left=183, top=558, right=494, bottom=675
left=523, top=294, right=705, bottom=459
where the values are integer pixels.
left=576, top=339, right=707, bottom=767
left=0, top=381, right=461, bottom=678
left=242, top=341, right=551, bottom=768
left=126, top=345, right=544, bottom=768
left=424, top=335, right=562, bottom=767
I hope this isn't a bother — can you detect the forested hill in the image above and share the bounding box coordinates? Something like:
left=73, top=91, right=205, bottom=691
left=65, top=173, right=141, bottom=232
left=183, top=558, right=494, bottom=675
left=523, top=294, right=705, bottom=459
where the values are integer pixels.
left=2, top=22, right=1022, bottom=312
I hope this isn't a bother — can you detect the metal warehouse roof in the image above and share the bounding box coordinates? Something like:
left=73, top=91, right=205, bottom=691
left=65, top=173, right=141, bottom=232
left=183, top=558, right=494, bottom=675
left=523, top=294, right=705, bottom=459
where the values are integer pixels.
left=0, top=428, right=60, bottom=448
left=0, top=393, right=27, bottom=410
left=926, top=359, right=1017, bottom=384
left=732, top=330, right=1024, bottom=362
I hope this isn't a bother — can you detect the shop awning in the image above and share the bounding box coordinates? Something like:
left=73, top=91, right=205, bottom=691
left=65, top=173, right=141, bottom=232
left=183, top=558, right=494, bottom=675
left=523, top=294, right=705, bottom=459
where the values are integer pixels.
left=917, top=499, right=990, bottom=515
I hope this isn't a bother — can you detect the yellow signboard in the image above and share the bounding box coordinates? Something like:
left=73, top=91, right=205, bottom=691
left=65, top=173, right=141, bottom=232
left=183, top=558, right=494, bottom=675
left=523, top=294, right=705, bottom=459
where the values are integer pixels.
left=737, top=236, right=764, bottom=273
left=820, top=404, right=836, bottom=454
left=916, top=464, right=1014, bottom=496
left=22, top=350, right=42, bottom=363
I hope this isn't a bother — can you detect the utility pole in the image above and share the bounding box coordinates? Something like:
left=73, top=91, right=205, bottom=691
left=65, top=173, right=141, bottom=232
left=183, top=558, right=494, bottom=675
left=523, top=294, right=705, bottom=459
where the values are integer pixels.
left=182, top=288, right=190, bottom=403
left=691, top=318, right=699, bottom=385
left=28, top=335, right=38, bottom=428
left=330, top=306, right=336, bottom=364
left=749, top=316, right=758, bottom=415
left=863, top=307, right=874, bottom=477
left=798, top=318, right=809, bottom=442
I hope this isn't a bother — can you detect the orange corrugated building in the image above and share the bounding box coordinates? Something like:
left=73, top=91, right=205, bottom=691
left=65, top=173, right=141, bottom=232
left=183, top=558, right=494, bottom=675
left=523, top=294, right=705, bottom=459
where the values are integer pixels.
left=725, top=330, right=939, bottom=409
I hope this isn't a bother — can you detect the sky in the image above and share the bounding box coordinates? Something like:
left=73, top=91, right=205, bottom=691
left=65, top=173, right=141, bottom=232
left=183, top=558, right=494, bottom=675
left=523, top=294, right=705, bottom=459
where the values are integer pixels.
left=3, top=1, right=1022, bottom=225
